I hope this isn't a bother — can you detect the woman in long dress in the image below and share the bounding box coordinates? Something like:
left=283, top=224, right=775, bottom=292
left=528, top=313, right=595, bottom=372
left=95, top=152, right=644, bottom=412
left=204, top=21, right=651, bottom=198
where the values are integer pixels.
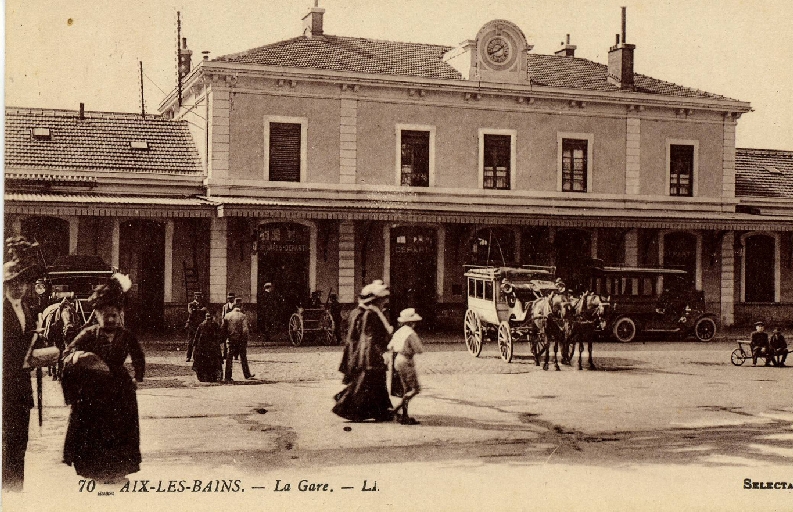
left=333, top=280, right=394, bottom=422
left=192, top=310, right=223, bottom=382
left=61, top=274, right=145, bottom=483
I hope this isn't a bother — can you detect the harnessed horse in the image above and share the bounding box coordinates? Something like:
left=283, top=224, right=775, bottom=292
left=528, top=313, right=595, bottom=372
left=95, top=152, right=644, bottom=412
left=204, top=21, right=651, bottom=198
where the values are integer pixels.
left=565, top=292, right=609, bottom=370
left=41, top=299, right=79, bottom=380
left=530, top=292, right=572, bottom=371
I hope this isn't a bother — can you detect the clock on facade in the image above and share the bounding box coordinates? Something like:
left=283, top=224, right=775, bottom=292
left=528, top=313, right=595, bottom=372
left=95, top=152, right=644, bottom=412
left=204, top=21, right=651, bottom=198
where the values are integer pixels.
left=485, top=36, right=510, bottom=64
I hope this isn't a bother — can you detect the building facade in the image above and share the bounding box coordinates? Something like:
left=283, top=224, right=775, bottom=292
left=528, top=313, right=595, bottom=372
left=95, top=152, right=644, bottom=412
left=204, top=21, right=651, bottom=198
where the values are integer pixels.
left=6, top=7, right=793, bottom=332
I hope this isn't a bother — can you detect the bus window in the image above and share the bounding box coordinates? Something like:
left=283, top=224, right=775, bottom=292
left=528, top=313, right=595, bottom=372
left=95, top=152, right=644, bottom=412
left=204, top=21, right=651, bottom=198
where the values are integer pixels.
left=642, top=277, right=654, bottom=296
left=484, top=281, right=493, bottom=301
left=475, top=279, right=484, bottom=299
left=468, top=278, right=474, bottom=298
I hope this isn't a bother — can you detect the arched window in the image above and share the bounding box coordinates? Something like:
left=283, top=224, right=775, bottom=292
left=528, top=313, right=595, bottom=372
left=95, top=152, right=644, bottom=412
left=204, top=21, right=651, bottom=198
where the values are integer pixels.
left=742, top=233, right=778, bottom=303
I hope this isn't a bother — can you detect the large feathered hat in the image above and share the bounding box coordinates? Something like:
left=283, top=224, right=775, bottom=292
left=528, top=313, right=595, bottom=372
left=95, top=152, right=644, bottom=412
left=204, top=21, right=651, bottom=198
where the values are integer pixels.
left=3, top=236, right=45, bottom=283
left=89, top=273, right=132, bottom=310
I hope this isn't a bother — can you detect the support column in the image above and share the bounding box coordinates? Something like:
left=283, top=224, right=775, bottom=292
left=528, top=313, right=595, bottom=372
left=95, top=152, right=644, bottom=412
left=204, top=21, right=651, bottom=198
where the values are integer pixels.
left=513, top=229, right=521, bottom=265
left=208, top=89, right=230, bottom=181
left=339, top=98, right=358, bottom=185
left=590, top=228, right=599, bottom=260
left=436, top=225, right=445, bottom=300
left=338, top=221, right=356, bottom=303
left=623, top=229, right=639, bottom=266
left=548, top=227, right=556, bottom=266
left=722, top=118, right=737, bottom=198
left=11, top=216, right=22, bottom=236
left=68, top=217, right=79, bottom=254
left=383, top=225, right=391, bottom=287
left=250, top=231, right=258, bottom=304
left=625, top=116, right=641, bottom=194
left=209, top=218, right=228, bottom=304
left=720, top=232, right=735, bottom=326
left=164, top=219, right=174, bottom=303
left=111, top=218, right=120, bottom=269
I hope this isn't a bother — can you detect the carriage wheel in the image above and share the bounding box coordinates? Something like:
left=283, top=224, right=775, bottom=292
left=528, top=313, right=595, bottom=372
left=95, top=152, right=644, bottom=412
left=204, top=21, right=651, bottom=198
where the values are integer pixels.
left=694, top=317, right=717, bottom=342
left=464, top=309, right=483, bottom=357
left=497, top=321, right=513, bottom=363
left=730, top=348, right=746, bottom=366
left=319, top=310, right=336, bottom=346
left=288, top=313, right=304, bottom=347
left=612, top=317, right=637, bottom=343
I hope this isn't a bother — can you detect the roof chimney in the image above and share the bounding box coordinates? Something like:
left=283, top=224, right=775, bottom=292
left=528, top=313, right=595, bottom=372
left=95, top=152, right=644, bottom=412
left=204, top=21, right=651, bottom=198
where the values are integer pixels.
left=79, top=103, right=85, bottom=120
left=302, top=2, right=325, bottom=38
left=179, top=37, right=193, bottom=77
left=607, top=6, right=635, bottom=89
left=555, top=34, right=577, bottom=58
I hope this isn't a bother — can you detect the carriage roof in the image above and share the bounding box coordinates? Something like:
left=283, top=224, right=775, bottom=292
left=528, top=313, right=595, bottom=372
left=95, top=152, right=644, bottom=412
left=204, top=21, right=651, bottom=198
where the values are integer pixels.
left=464, top=265, right=556, bottom=281
left=589, top=265, right=688, bottom=277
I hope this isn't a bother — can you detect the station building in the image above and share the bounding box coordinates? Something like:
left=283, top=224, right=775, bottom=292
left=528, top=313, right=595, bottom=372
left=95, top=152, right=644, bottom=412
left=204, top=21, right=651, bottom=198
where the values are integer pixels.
left=5, top=6, right=793, bottom=330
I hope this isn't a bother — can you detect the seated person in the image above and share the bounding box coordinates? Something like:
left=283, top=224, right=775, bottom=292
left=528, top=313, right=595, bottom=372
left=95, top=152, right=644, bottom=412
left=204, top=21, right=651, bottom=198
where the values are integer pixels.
left=770, top=327, right=788, bottom=367
left=751, top=321, right=771, bottom=366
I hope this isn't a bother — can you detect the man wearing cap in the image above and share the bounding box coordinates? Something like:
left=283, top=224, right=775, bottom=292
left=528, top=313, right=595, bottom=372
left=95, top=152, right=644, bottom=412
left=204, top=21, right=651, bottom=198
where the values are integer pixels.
left=221, top=298, right=254, bottom=381
left=184, top=291, right=205, bottom=362
left=260, top=282, right=277, bottom=343
left=222, top=292, right=236, bottom=319
left=3, top=236, right=45, bottom=491
left=751, top=321, right=771, bottom=366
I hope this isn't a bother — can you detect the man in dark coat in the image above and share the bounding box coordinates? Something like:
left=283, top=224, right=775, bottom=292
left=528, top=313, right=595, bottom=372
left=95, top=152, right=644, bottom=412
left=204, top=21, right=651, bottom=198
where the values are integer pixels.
left=770, top=328, right=788, bottom=367
left=751, top=321, right=771, bottom=366
left=222, top=299, right=254, bottom=381
left=259, top=283, right=277, bottom=343
left=3, top=237, right=45, bottom=491
left=192, top=310, right=223, bottom=382
left=184, top=291, right=205, bottom=362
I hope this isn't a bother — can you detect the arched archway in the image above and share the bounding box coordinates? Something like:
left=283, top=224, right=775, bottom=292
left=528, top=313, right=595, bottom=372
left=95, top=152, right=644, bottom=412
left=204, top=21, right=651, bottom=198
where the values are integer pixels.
left=120, top=219, right=165, bottom=332
left=467, top=227, right=516, bottom=266
left=741, top=232, right=779, bottom=303
left=661, top=231, right=700, bottom=290
left=21, top=216, right=69, bottom=265
left=554, top=229, right=591, bottom=292
left=388, top=225, right=437, bottom=326
left=256, top=222, right=313, bottom=330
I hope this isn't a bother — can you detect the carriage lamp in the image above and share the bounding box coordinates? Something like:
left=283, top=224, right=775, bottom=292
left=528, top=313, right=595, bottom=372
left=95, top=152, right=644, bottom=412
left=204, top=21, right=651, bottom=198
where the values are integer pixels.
left=35, top=279, right=48, bottom=296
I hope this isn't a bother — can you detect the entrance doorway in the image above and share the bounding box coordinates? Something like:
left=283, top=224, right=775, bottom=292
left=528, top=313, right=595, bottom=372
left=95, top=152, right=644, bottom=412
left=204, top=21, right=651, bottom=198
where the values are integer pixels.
left=119, top=220, right=165, bottom=332
left=468, top=227, right=516, bottom=266
left=663, top=232, right=697, bottom=289
left=257, top=223, right=310, bottom=331
left=554, top=229, right=592, bottom=292
left=390, top=226, right=436, bottom=327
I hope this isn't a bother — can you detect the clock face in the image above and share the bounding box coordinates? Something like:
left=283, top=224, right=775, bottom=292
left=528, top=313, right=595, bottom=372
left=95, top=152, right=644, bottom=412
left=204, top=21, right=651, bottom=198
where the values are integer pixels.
left=486, top=37, right=510, bottom=64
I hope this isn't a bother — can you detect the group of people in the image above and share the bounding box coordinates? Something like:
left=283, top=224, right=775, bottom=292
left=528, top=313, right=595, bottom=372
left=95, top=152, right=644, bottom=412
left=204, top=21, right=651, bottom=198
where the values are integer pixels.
left=184, top=291, right=255, bottom=383
left=750, top=321, right=788, bottom=367
left=3, top=236, right=146, bottom=491
left=332, top=280, right=425, bottom=425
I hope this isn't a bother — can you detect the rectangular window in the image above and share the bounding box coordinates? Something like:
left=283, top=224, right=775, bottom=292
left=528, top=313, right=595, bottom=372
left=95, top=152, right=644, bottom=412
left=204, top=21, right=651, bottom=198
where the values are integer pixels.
left=269, top=122, right=302, bottom=182
left=561, top=139, right=588, bottom=192
left=669, top=144, right=694, bottom=196
left=400, top=130, right=430, bottom=187
left=483, top=134, right=511, bottom=190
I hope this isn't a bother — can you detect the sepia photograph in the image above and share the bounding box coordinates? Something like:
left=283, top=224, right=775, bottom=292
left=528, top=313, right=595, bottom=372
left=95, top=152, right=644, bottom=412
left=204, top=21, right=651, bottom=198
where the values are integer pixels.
left=3, top=0, right=793, bottom=510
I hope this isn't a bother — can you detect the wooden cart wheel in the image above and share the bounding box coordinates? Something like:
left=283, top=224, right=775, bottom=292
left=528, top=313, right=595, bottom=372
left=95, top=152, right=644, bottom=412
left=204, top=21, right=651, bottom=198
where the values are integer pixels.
left=497, top=321, right=513, bottom=363
left=319, top=310, right=336, bottom=346
left=730, top=348, right=745, bottom=366
left=288, top=313, right=304, bottom=347
left=464, top=308, right=483, bottom=357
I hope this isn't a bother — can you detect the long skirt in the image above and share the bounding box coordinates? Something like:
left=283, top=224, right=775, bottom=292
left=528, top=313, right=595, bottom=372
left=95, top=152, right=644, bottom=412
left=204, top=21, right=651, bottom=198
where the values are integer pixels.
left=63, top=372, right=142, bottom=480
left=332, top=369, right=392, bottom=422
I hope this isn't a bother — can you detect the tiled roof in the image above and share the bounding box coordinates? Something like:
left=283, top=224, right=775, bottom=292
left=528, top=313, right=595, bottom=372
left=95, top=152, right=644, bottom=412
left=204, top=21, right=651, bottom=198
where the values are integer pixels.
left=736, top=148, right=793, bottom=199
left=215, top=35, right=735, bottom=101
left=4, top=107, right=204, bottom=175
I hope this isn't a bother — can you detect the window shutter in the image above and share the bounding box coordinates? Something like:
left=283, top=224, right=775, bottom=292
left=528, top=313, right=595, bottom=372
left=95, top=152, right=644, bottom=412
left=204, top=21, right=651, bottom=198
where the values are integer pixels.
left=269, top=123, right=301, bottom=182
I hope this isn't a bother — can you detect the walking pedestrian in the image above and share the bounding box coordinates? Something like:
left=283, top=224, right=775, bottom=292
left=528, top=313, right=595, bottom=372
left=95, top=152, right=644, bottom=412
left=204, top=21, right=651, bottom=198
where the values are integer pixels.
left=61, top=273, right=145, bottom=484
left=333, top=280, right=394, bottom=422
left=192, top=310, right=223, bottom=382
left=770, top=328, right=788, bottom=367
left=387, top=308, right=425, bottom=425
left=2, top=236, right=46, bottom=492
left=222, top=298, right=254, bottom=381
left=751, top=321, right=771, bottom=366
left=185, top=291, right=205, bottom=362
left=327, top=292, right=343, bottom=345
left=222, top=292, right=236, bottom=319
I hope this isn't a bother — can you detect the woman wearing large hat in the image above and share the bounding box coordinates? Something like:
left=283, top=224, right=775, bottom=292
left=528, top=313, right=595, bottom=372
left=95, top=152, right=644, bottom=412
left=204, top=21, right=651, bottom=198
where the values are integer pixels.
left=61, top=273, right=145, bottom=483
left=333, top=280, right=394, bottom=422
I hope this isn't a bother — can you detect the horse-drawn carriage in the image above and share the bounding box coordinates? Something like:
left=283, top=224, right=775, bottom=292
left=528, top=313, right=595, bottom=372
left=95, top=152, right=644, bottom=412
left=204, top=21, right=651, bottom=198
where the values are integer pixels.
left=287, top=290, right=338, bottom=347
left=463, top=265, right=565, bottom=366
